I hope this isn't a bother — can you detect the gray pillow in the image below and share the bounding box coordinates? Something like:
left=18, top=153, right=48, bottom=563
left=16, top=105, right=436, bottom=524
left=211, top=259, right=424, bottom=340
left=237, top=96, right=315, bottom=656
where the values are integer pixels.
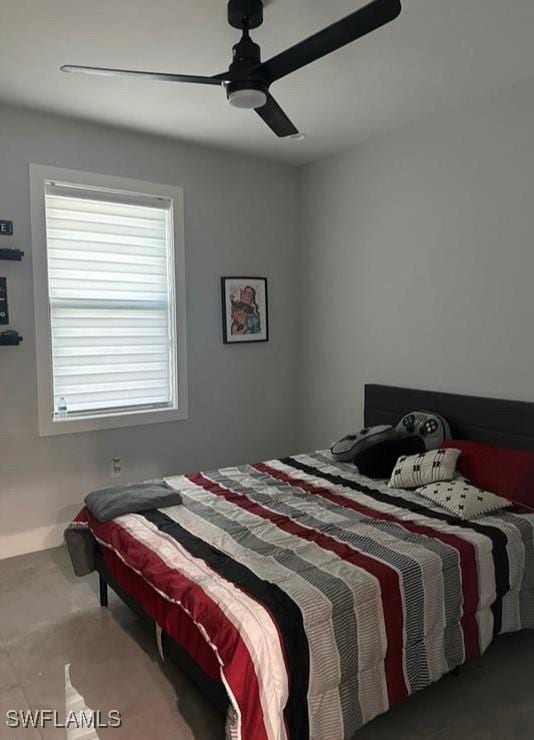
left=331, top=425, right=393, bottom=462
left=396, top=411, right=451, bottom=450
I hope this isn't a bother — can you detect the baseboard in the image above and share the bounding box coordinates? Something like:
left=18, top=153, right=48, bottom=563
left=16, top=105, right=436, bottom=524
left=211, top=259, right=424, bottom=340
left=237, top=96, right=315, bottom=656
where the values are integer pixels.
left=0, top=522, right=68, bottom=560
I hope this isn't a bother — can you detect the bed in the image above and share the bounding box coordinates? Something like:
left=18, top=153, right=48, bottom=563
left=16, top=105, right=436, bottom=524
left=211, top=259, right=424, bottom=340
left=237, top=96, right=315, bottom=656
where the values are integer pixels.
left=77, top=384, right=534, bottom=740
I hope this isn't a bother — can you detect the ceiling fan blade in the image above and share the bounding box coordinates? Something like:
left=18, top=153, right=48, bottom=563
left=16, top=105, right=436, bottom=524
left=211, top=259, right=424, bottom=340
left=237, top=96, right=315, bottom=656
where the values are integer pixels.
left=257, top=0, right=401, bottom=83
left=256, top=94, right=299, bottom=138
left=61, top=65, right=227, bottom=85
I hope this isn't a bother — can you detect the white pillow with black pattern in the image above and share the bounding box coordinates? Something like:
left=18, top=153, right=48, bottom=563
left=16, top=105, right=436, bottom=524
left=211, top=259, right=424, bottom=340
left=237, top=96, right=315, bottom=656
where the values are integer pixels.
left=416, top=480, right=511, bottom=520
left=389, top=448, right=461, bottom=489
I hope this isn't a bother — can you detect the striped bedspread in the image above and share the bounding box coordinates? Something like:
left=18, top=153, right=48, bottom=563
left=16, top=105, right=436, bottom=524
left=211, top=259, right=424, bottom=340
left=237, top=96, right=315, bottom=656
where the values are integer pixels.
left=81, top=451, right=534, bottom=740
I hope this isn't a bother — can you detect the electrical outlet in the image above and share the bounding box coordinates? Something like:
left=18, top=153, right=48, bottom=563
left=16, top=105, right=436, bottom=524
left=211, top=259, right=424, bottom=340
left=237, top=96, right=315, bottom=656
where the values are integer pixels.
left=111, top=457, right=122, bottom=478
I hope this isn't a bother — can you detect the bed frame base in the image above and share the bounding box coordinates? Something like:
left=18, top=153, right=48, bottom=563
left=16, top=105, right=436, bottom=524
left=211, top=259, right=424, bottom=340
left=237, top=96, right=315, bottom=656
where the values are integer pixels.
left=99, top=573, right=108, bottom=607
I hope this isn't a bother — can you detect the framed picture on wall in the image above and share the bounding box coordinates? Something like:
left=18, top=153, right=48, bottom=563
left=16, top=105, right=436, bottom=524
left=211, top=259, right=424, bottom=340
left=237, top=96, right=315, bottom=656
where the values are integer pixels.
left=221, top=277, right=269, bottom=344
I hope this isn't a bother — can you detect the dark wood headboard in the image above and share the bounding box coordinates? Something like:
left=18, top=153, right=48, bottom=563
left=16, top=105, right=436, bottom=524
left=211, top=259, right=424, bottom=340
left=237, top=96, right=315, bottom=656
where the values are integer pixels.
left=364, top=384, right=534, bottom=451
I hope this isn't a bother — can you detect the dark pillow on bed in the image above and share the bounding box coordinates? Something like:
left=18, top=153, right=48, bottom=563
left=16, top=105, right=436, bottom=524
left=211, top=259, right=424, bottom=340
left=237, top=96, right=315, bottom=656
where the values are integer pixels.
left=354, top=432, right=426, bottom=479
left=442, top=440, right=534, bottom=508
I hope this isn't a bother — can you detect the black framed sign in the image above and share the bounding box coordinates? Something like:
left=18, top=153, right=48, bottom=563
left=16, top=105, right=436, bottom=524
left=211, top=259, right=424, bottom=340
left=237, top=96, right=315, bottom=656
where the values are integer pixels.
left=0, top=278, right=8, bottom=324
left=0, top=221, right=13, bottom=236
left=221, top=277, right=269, bottom=344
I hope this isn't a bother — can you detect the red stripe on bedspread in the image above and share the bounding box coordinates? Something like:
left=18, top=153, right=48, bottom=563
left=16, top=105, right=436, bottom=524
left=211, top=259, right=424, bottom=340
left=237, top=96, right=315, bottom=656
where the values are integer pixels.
left=255, top=463, right=481, bottom=663
left=188, top=472, right=410, bottom=708
left=85, top=510, right=270, bottom=740
left=100, top=537, right=221, bottom=679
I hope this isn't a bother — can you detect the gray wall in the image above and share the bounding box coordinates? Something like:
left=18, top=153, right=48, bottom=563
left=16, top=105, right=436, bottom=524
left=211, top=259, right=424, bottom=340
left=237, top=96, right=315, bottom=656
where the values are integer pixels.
left=0, top=105, right=299, bottom=558
left=5, top=75, right=534, bottom=558
left=298, top=78, right=534, bottom=451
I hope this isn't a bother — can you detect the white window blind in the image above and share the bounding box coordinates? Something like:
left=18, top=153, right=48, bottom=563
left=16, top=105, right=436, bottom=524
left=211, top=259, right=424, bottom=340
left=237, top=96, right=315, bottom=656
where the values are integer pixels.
left=44, top=182, right=177, bottom=420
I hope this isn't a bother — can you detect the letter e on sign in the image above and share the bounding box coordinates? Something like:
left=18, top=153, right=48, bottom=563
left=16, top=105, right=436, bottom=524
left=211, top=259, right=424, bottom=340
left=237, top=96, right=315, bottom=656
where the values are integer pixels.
left=0, top=221, right=13, bottom=235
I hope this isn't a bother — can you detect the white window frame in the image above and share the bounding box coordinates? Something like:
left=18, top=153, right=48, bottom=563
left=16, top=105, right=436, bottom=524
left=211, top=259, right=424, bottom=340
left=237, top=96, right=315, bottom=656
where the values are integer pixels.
left=30, top=164, right=188, bottom=436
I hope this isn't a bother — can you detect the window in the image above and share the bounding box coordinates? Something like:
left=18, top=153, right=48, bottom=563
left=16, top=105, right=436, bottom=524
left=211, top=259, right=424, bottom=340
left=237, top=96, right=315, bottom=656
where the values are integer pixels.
left=30, top=166, right=188, bottom=436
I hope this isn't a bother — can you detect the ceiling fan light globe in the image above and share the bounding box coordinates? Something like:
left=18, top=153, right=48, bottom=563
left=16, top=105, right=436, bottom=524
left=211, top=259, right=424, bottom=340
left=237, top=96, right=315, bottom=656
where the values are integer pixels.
left=228, top=88, right=267, bottom=109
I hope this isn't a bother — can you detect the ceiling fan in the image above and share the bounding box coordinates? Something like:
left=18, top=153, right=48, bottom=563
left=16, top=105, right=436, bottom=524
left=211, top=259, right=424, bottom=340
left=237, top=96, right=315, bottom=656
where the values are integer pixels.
left=61, top=0, right=402, bottom=139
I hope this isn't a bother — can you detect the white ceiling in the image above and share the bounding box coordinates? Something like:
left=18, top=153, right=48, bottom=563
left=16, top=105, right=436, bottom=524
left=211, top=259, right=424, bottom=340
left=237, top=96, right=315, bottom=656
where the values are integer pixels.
left=2, top=0, right=534, bottom=165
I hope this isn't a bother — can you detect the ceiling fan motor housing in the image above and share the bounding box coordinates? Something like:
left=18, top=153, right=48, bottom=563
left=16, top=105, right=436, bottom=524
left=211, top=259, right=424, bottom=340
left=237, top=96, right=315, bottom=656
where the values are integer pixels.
left=226, top=79, right=268, bottom=109
left=228, top=0, right=264, bottom=30
left=227, top=2, right=268, bottom=109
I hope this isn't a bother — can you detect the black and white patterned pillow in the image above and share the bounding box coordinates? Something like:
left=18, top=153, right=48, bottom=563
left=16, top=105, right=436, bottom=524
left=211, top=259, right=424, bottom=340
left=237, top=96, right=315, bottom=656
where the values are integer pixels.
left=416, top=480, right=511, bottom=520
left=389, top=448, right=461, bottom=489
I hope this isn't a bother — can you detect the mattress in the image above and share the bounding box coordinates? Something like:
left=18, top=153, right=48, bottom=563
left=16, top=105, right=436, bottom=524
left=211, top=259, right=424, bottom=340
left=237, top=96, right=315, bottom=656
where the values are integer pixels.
left=77, top=451, right=534, bottom=740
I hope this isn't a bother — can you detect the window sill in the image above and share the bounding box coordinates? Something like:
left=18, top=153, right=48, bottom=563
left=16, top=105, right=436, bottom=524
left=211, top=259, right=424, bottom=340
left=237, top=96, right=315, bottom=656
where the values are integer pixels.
left=38, top=405, right=188, bottom=437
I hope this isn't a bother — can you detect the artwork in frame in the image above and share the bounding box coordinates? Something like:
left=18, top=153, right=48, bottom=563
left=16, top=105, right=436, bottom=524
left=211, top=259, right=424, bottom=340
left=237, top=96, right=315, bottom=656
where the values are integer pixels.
left=221, top=277, right=269, bottom=344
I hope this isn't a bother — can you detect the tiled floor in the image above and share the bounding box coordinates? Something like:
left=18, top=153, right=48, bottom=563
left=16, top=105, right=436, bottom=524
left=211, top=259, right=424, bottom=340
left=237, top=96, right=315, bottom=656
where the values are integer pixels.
left=1, top=547, right=534, bottom=739
left=0, top=547, right=225, bottom=740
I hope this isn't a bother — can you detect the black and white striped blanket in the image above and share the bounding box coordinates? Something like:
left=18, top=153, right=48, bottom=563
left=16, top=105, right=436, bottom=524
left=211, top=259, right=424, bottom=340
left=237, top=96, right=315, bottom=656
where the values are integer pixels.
left=82, top=451, right=534, bottom=740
